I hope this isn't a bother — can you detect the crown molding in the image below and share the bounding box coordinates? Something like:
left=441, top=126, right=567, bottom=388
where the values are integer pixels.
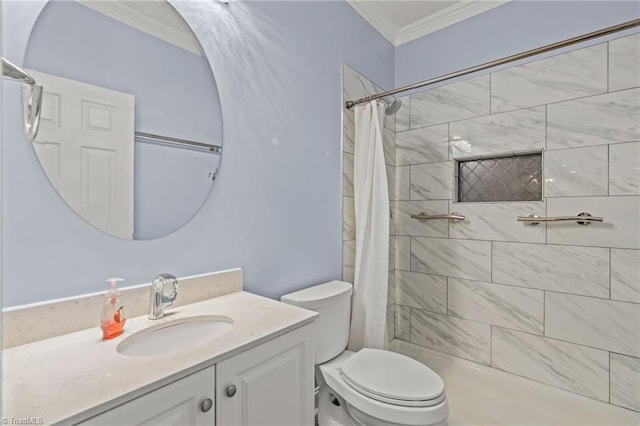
left=395, top=1, right=510, bottom=46
left=347, top=0, right=398, bottom=45
left=348, top=0, right=511, bottom=47
left=75, top=0, right=203, bottom=56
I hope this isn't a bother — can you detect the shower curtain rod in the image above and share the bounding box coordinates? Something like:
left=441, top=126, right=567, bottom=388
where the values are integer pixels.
left=345, top=18, right=640, bottom=110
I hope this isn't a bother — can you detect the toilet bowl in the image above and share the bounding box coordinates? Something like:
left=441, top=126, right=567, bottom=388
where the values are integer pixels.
left=319, top=350, right=448, bottom=426
left=281, top=281, right=449, bottom=426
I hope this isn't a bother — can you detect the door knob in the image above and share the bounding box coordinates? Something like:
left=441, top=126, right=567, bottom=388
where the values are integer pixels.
left=200, top=398, right=213, bottom=412
left=226, top=385, right=237, bottom=397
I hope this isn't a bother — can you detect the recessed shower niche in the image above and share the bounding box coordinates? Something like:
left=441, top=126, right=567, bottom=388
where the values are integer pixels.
left=455, top=152, right=543, bottom=202
left=21, top=0, right=223, bottom=240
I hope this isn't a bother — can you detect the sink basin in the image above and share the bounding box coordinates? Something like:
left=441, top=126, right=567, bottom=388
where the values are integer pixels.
left=116, top=315, right=233, bottom=357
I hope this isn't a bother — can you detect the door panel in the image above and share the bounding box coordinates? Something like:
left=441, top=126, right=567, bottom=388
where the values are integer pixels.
left=27, top=69, right=135, bottom=239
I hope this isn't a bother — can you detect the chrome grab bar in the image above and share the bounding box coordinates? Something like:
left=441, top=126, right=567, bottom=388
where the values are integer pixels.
left=411, top=212, right=465, bottom=222
left=517, top=212, right=604, bottom=226
left=1, top=57, right=43, bottom=140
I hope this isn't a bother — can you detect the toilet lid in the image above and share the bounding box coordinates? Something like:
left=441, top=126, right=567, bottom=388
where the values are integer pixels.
left=339, top=349, right=444, bottom=405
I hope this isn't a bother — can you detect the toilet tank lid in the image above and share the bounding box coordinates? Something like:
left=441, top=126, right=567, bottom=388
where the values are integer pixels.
left=281, top=281, right=353, bottom=309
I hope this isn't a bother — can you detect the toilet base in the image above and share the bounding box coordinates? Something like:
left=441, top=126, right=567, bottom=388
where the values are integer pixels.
left=317, top=386, right=352, bottom=425
left=317, top=385, right=448, bottom=426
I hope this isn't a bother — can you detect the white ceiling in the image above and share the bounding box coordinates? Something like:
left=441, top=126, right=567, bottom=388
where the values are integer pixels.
left=347, top=0, right=510, bottom=46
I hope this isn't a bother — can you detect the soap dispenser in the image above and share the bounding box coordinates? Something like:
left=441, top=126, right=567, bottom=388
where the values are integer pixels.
left=101, top=278, right=126, bottom=339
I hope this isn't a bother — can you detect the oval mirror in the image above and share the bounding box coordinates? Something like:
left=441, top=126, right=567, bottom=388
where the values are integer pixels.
left=22, top=0, right=222, bottom=240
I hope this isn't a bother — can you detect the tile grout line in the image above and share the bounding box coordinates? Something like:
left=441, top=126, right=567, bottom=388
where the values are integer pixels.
left=434, top=282, right=597, bottom=302
left=606, top=41, right=610, bottom=93
left=491, top=324, right=630, bottom=360
left=445, top=277, right=449, bottom=315
left=395, top=86, right=639, bottom=136
left=394, top=303, right=398, bottom=341
left=608, top=351, right=611, bottom=403
left=434, top=272, right=612, bottom=299
left=545, top=140, right=640, bottom=152
left=411, top=234, right=639, bottom=251
left=608, top=350, right=640, bottom=358
left=544, top=104, right=549, bottom=244
left=607, top=143, right=610, bottom=197
left=446, top=170, right=451, bottom=239
left=545, top=193, right=631, bottom=199
left=609, top=249, right=612, bottom=300
left=409, top=236, right=412, bottom=273
left=408, top=95, right=412, bottom=130
left=545, top=290, right=640, bottom=306
left=543, top=101, right=548, bottom=244
left=408, top=306, right=412, bottom=344
left=408, top=164, right=412, bottom=201
left=544, top=103, right=548, bottom=152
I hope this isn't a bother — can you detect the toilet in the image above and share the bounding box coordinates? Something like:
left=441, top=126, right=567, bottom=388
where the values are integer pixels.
left=282, top=280, right=449, bottom=426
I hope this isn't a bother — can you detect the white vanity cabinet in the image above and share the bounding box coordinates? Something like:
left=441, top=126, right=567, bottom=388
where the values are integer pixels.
left=78, top=366, right=216, bottom=425
left=216, top=323, right=315, bottom=426
left=76, top=324, right=314, bottom=426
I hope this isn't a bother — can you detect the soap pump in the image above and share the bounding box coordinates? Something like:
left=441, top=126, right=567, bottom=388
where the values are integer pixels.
left=100, top=278, right=126, bottom=340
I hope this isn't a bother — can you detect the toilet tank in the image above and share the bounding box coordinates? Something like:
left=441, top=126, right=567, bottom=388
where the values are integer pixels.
left=281, top=281, right=353, bottom=364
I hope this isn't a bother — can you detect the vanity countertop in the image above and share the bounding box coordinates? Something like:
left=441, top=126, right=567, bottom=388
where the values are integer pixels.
left=2, top=291, right=317, bottom=425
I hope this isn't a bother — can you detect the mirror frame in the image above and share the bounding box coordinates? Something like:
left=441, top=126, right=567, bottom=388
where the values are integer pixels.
left=17, top=0, right=224, bottom=241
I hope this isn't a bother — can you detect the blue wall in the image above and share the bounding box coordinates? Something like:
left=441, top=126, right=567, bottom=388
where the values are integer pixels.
left=1, top=0, right=394, bottom=306
left=5, top=0, right=636, bottom=307
left=22, top=1, right=222, bottom=240
left=395, top=0, right=640, bottom=88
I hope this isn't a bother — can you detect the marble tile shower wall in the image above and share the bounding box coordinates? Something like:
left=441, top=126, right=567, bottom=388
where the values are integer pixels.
left=391, top=33, right=640, bottom=412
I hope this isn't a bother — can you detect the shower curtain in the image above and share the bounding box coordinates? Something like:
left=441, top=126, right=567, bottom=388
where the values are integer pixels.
left=348, top=100, right=389, bottom=351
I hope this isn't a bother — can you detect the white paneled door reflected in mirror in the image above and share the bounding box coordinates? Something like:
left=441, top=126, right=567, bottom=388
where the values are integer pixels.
left=18, top=0, right=223, bottom=240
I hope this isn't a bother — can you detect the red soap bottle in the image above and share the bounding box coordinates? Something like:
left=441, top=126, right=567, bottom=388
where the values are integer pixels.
left=100, top=278, right=126, bottom=339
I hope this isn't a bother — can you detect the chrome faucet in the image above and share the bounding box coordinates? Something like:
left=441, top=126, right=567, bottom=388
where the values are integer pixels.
left=148, top=273, right=179, bottom=319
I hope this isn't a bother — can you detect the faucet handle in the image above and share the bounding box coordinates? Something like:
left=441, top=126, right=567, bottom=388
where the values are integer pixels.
left=156, top=273, right=178, bottom=305
left=149, top=273, right=179, bottom=320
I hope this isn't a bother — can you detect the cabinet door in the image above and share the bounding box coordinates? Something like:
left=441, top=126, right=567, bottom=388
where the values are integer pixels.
left=216, top=324, right=314, bottom=426
left=78, top=366, right=215, bottom=425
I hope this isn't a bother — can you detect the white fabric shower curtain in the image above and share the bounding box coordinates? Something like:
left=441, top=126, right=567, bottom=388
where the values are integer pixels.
left=348, top=101, right=390, bottom=352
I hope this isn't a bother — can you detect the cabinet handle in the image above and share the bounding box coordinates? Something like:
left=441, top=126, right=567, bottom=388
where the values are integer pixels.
left=226, top=385, right=237, bottom=397
left=200, top=398, right=213, bottom=413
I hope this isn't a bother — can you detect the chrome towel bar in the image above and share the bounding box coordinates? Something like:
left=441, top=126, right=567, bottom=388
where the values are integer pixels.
left=411, top=212, right=465, bottom=222
left=135, top=131, right=222, bottom=153
left=517, top=212, right=604, bottom=226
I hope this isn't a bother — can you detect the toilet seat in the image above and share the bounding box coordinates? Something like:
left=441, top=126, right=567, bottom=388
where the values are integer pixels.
left=319, top=351, right=449, bottom=426
left=339, top=348, right=445, bottom=407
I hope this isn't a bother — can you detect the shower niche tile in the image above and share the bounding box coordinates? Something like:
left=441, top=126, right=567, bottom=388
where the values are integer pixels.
left=456, top=152, right=542, bottom=202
